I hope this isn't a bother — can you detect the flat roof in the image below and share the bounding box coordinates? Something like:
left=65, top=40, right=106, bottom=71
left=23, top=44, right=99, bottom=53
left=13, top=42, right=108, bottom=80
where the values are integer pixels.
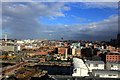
left=86, top=60, right=104, bottom=64
left=92, top=70, right=120, bottom=74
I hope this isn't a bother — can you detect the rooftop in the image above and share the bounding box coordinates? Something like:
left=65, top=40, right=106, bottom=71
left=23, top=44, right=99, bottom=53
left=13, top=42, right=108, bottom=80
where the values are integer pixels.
left=86, top=60, right=104, bottom=64
left=106, top=61, right=120, bottom=64
left=92, top=70, right=120, bottom=74
left=107, top=52, right=120, bottom=55
left=73, top=58, right=87, bottom=69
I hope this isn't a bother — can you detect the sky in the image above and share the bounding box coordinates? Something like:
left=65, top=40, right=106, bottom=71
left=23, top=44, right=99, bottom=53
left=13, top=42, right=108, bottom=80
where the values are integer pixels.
left=2, top=2, right=119, bottom=41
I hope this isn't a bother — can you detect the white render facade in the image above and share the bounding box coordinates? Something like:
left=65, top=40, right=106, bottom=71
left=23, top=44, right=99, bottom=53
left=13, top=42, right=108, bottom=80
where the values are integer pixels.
left=92, top=70, right=120, bottom=78
left=72, top=58, right=89, bottom=77
left=106, top=62, right=120, bottom=70
left=72, top=68, right=89, bottom=77
left=72, top=58, right=120, bottom=78
left=85, top=60, right=104, bottom=72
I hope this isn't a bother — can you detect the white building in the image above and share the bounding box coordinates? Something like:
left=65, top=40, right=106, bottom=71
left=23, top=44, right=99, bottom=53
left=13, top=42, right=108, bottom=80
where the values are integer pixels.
left=25, top=45, right=33, bottom=49
left=85, top=61, right=104, bottom=72
left=72, top=48, right=81, bottom=56
left=72, top=48, right=76, bottom=55
left=106, top=62, right=120, bottom=70
left=16, top=40, right=24, bottom=44
left=70, top=43, right=80, bottom=49
left=72, top=58, right=89, bottom=77
left=92, top=70, right=120, bottom=78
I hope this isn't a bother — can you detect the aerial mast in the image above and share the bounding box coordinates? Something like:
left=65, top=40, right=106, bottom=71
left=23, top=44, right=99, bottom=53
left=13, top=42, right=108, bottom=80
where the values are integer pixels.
left=4, top=32, right=7, bottom=41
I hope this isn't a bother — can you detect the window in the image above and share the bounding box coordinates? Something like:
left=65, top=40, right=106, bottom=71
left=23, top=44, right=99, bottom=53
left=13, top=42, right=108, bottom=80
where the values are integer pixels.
left=74, top=69, right=77, bottom=73
left=96, top=74, right=100, bottom=77
left=94, top=64, right=98, bottom=67
left=108, top=75, right=112, bottom=76
left=111, top=65, right=113, bottom=67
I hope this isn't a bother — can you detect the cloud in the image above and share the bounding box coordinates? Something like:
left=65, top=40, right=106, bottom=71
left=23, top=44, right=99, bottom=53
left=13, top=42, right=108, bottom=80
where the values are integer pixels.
left=2, top=2, right=118, bottom=41
left=68, top=15, right=118, bottom=40
left=2, top=2, right=66, bottom=18
left=73, top=2, right=118, bottom=9
left=46, top=15, right=118, bottom=41
left=63, top=6, right=71, bottom=11
left=2, top=2, right=68, bottom=39
left=40, top=30, right=55, bottom=33
left=83, top=2, right=118, bottom=9
left=79, top=0, right=119, bottom=2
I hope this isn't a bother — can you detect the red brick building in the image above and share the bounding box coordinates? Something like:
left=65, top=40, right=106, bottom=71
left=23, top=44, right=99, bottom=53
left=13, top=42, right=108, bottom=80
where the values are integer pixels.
left=106, top=52, right=120, bottom=62
left=34, top=51, right=48, bottom=56
left=58, top=47, right=68, bottom=54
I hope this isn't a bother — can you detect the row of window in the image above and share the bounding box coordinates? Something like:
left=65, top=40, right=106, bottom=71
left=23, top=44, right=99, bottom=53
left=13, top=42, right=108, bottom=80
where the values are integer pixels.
left=106, top=55, right=120, bottom=58
left=107, top=56, right=118, bottom=58
left=106, top=59, right=119, bottom=61
left=88, top=64, right=99, bottom=67
left=108, top=75, right=117, bottom=76
left=106, top=57, right=118, bottom=60
left=96, top=74, right=117, bottom=77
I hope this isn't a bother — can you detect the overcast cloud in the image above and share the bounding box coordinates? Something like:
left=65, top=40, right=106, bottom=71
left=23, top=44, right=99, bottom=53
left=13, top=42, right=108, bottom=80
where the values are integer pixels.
left=2, top=2, right=119, bottom=41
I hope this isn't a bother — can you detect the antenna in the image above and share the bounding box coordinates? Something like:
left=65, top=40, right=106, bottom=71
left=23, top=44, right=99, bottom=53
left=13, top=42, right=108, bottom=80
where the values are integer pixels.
left=3, top=32, right=8, bottom=46
left=4, top=32, right=7, bottom=41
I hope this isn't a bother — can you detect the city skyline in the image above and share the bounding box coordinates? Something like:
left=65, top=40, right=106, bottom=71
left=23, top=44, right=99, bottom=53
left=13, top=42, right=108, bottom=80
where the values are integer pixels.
left=2, top=2, right=119, bottom=41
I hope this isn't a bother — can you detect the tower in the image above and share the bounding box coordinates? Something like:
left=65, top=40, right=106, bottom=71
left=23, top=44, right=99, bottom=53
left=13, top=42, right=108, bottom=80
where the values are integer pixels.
left=3, top=32, right=8, bottom=46
left=4, top=33, right=7, bottom=41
